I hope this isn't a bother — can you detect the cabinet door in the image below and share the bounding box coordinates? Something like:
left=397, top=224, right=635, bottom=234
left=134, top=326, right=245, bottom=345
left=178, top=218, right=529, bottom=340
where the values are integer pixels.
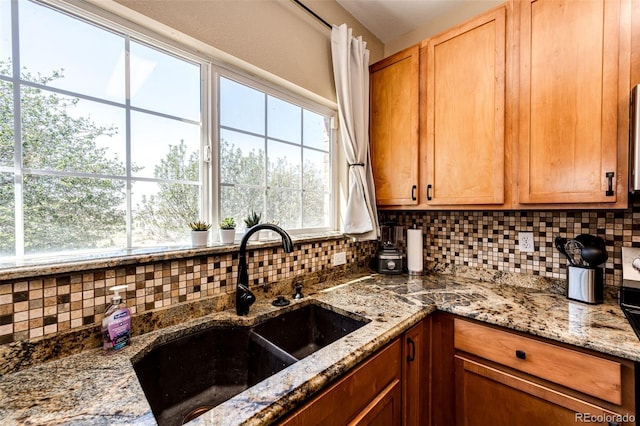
left=424, top=7, right=506, bottom=205
left=349, top=379, right=402, bottom=426
left=403, top=320, right=427, bottom=426
left=455, top=355, right=629, bottom=426
left=279, top=339, right=401, bottom=425
left=518, top=0, right=629, bottom=205
left=370, top=45, right=420, bottom=206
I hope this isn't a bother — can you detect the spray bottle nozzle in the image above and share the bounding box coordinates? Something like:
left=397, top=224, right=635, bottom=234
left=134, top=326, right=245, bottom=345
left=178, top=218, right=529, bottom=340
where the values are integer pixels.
left=109, top=285, right=128, bottom=302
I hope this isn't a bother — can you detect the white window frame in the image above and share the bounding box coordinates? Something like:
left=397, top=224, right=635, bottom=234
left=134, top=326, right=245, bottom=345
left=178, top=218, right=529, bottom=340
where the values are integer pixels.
left=211, top=67, right=338, bottom=237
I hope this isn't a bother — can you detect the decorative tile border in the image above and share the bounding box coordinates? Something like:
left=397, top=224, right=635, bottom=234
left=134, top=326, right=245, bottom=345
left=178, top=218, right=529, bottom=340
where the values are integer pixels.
left=0, top=238, right=377, bottom=346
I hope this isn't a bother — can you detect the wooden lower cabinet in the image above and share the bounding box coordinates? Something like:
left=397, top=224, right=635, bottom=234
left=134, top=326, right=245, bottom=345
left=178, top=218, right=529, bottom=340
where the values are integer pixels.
left=453, top=318, right=636, bottom=426
left=455, top=355, right=631, bottom=426
left=279, top=318, right=431, bottom=426
left=279, top=338, right=402, bottom=426
left=403, top=319, right=428, bottom=426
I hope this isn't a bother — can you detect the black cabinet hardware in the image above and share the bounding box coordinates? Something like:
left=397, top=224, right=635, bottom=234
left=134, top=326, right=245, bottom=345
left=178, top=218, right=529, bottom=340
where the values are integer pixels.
left=605, top=172, right=614, bottom=196
left=407, top=337, right=416, bottom=362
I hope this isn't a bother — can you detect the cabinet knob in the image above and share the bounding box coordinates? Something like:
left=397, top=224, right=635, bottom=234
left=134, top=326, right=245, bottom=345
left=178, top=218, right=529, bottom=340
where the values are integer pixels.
left=515, top=350, right=526, bottom=360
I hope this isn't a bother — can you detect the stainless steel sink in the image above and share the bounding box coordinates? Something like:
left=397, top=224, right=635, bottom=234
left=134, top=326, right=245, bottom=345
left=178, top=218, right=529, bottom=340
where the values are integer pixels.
left=133, top=303, right=368, bottom=426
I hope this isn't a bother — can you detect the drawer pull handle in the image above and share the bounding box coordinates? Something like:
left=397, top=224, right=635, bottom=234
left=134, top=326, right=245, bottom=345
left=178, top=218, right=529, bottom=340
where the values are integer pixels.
left=411, top=185, right=417, bottom=201
left=515, top=350, right=526, bottom=360
left=407, top=337, right=416, bottom=362
left=605, top=172, right=614, bottom=197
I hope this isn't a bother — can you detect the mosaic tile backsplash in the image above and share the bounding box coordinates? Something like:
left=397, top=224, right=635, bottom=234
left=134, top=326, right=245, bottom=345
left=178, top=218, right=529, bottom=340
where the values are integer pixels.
left=2, top=200, right=640, bottom=349
left=0, top=238, right=377, bottom=346
left=380, top=201, right=640, bottom=289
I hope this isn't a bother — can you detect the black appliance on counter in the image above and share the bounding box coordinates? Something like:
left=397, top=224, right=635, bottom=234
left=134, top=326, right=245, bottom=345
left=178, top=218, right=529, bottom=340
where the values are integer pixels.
left=621, top=286, right=640, bottom=340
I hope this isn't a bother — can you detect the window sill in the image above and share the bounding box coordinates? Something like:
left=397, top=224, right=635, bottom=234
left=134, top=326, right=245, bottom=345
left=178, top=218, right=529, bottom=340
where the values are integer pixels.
left=0, top=232, right=347, bottom=282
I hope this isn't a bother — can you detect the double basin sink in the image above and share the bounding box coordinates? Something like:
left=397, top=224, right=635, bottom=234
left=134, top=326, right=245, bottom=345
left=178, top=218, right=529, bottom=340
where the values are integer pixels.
left=133, top=302, right=369, bottom=425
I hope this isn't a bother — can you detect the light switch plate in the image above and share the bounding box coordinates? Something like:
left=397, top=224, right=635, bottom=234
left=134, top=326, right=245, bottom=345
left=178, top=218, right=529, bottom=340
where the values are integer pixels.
left=622, top=247, right=640, bottom=284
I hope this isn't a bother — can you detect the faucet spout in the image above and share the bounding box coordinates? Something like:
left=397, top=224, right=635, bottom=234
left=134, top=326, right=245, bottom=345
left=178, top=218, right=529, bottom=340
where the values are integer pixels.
left=236, top=224, right=294, bottom=316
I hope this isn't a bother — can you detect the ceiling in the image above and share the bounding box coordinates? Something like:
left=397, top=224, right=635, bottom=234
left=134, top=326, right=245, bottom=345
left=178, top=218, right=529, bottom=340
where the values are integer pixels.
left=336, top=0, right=465, bottom=44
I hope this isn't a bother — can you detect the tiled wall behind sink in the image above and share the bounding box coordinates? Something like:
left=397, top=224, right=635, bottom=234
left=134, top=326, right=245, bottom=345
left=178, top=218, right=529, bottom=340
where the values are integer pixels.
left=0, top=238, right=377, bottom=345
left=380, top=202, right=640, bottom=288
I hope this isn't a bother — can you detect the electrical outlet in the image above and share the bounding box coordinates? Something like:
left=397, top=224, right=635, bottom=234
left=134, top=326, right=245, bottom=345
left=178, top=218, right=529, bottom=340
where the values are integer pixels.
left=518, top=232, right=535, bottom=253
left=333, top=252, right=347, bottom=266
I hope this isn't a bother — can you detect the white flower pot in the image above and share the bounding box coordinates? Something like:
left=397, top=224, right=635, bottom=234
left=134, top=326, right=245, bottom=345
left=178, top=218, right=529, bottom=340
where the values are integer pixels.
left=190, top=230, right=209, bottom=247
left=219, top=229, right=236, bottom=244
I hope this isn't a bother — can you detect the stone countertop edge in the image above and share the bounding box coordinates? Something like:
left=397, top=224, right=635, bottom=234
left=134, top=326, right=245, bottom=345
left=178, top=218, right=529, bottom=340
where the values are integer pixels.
left=1, top=272, right=640, bottom=426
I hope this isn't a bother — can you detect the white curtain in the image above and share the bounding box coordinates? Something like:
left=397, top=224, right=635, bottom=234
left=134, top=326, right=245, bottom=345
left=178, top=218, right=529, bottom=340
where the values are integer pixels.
left=331, top=24, right=379, bottom=241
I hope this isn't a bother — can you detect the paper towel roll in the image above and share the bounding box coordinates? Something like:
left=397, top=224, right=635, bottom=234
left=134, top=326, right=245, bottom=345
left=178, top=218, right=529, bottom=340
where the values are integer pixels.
left=406, top=228, right=423, bottom=274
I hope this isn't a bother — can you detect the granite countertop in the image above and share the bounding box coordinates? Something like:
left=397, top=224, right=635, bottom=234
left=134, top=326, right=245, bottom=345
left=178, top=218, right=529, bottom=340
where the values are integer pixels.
left=1, top=272, right=640, bottom=425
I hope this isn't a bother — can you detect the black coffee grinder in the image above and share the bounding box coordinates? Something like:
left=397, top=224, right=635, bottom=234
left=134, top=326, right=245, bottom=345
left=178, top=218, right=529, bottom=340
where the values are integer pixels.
left=376, top=221, right=403, bottom=274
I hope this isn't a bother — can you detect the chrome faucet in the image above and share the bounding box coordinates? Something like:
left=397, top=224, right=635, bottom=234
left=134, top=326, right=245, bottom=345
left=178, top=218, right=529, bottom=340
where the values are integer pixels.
left=236, top=224, right=294, bottom=316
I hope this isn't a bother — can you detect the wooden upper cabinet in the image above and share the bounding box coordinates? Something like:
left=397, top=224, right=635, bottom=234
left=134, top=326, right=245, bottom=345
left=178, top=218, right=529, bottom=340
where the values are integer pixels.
left=517, top=0, right=631, bottom=205
left=423, top=6, right=506, bottom=206
left=370, top=45, right=420, bottom=206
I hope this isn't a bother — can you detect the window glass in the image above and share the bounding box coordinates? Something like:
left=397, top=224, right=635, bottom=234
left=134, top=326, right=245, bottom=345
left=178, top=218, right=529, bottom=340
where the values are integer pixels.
left=303, top=149, right=330, bottom=228
left=0, top=173, right=14, bottom=257
left=219, top=76, right=332, bottom=232
left=267, top=188, right=301, bottom=229
left=220, top=77, right=264, bottom=135
left=303, top=149, right=330, bottom=192
left=268, top=140, right=301, bottom=189
left=0, top=1, right=11, bottom=76
left=3, top=0, right=204, bottom=261
left=132, top=180, right=199, bottom=246
left=19, top=1, right=125, bottom=103
left=0, top=81, right=13, bottom=166
left=23, top=175, right=127, bottom=254
left=303, top=191, right=330, bottom=228
left=220, top=129, right=264, bottom=186
left=130, top=41, right=201, bottom=121
left=22, top=90, right=126, bottom=175
left=268, top=96, right=300, bottom=143
left=131, top=111, right=200, bottom=179
left=221, top=186, right=264, bottom=232
left=303, top=110, right=330, bottom=150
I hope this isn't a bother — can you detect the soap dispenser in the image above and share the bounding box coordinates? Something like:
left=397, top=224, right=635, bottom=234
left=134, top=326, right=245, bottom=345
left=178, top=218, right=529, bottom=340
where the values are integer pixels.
left=102, top=285, right=131, bottom=353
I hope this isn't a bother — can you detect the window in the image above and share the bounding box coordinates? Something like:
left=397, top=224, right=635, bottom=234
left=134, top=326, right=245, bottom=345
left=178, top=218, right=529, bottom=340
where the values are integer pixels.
left=218, top=76, right=333, bottom=233
left=1, top=0, right=204, bottom=259
left=0, top=1, right=336, bottom=263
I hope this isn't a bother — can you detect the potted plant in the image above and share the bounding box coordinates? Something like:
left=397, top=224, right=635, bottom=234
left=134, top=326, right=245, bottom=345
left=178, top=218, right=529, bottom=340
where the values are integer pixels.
left=244, top=210, right=262, bottom=241
left=219, top=217, right=236, bottom=244
left=188, top=220, right=211, bottom=247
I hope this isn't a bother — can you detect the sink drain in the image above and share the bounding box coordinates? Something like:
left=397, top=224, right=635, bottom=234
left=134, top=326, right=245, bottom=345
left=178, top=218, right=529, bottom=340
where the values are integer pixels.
left=182, top=406, right=213, bottom=424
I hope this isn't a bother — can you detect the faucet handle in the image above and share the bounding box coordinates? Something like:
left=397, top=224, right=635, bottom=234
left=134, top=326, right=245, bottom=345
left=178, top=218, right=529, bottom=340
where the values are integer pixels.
left=236, top=284, right=256, bottom=316
left=293, top=283, right=304, bottom=300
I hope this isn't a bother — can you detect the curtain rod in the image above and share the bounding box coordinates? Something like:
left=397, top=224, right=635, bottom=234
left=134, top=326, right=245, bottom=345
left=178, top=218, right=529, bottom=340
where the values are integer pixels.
left=292, top=0, right=332, bottom=30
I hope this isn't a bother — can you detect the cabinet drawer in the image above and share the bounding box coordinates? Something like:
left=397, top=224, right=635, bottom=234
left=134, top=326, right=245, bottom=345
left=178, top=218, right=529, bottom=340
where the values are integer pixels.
left=279, top=339, right=401, bottom=425
left=453, top=319, right=622, bottom=404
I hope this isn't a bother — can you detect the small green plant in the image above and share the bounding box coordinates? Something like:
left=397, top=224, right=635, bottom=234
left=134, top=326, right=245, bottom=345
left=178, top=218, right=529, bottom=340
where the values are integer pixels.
left=244, top=210, right=262, bottom=228
left=188, top=220, right=212, bottom=231
left=220, top=217, right=236, bottom=230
